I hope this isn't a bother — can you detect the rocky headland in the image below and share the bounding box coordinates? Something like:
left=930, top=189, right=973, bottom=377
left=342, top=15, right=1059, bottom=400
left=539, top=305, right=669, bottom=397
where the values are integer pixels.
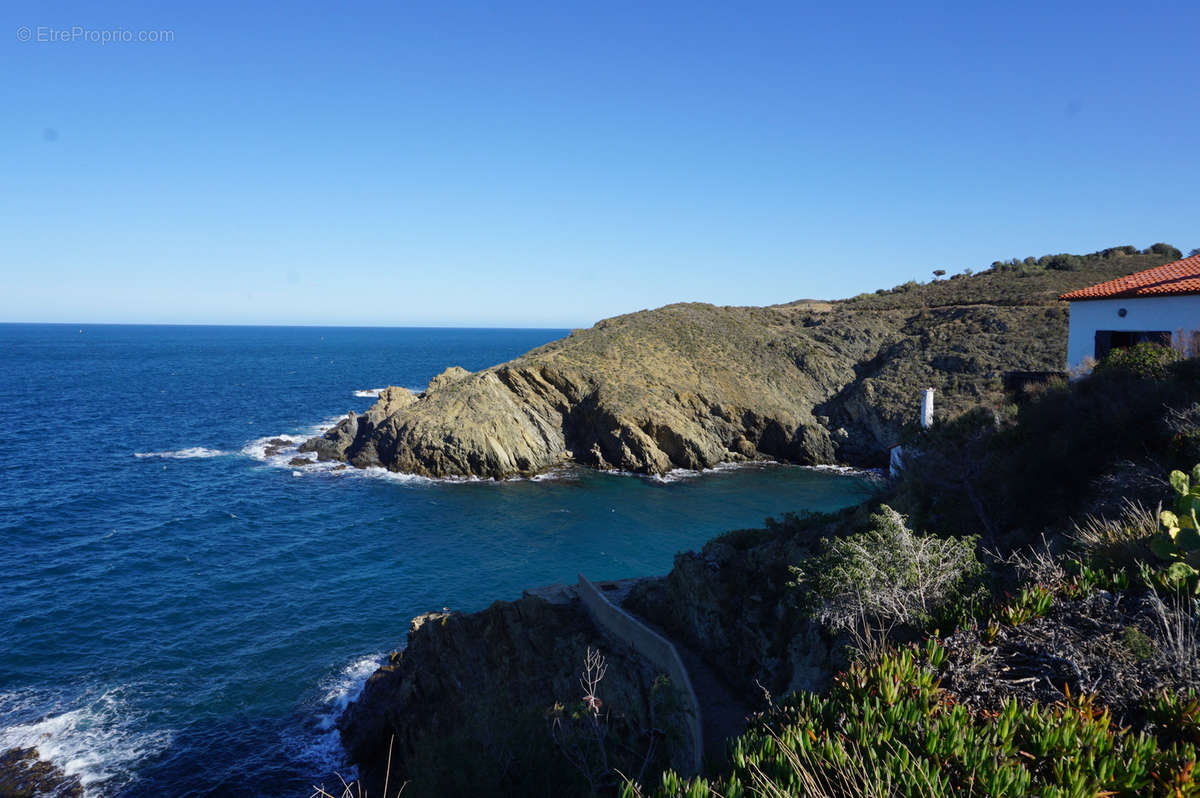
left=302, top=251, right=1167, bottom=479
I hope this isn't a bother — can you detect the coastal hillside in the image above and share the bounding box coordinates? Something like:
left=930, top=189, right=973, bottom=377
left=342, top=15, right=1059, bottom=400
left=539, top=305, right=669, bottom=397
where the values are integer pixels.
left=340, top=343, right=1200, bottom=798
left=304, top=247, right=1179, bottom=476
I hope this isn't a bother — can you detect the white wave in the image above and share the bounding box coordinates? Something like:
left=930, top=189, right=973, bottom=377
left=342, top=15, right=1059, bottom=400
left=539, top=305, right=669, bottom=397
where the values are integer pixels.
left=355, top=385, right=427, bottom=399
left=506, top=464, right=583, bottom=482
left=802, top=464, right=887, bottom=480
left=322, top=464, right=502, bottom=486
left=600, top=460, right=883, bottom=484
left=293, top=654, right=384, bottom=778
left=241, top=434, right=301, bottom=462
left=133, top=447, right=226, bottom=459
left=647, top=461, right=747, bottom=483
left=241, top=415, right=345, bottom=464
left=527, top=468, right=572, bottom=482
left=643, top=461, right=883, bottom=483
left=289, top=462, right=492, bottom=486
left=308, top=415, right=350, bottom=436
left=318, top=655, right=383, bottom=729
left=0, top=688, right=172, bottom=796
left=359, top=466, right=444, bottom=484
left=595, top=461, right=751, bottom=483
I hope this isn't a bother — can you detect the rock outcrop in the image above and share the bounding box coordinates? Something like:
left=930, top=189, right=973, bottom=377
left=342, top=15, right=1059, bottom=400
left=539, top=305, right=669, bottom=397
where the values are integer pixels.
left=300, top=386, right=416, bottom=462
left=0, top=748, right=82, bottom=798
left=339, top=590, right=686, bottom=798
left=425, top=365, right=471, bottom=394
left=329, top=251, right=1187, bottom=796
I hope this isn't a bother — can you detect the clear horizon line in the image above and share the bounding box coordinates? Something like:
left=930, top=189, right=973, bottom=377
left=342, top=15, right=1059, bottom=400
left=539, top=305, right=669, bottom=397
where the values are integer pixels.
left=0, top=320, right=581, bottom=330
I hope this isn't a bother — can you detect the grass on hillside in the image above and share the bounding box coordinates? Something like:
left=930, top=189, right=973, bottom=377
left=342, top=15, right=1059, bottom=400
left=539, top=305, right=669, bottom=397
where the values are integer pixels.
left=833, top=245, right=1182, bottom=310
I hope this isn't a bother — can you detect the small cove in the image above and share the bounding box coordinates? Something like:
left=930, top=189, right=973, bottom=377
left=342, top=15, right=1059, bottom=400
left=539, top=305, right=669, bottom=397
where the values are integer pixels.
left=0, top=323, right=876, bottom=796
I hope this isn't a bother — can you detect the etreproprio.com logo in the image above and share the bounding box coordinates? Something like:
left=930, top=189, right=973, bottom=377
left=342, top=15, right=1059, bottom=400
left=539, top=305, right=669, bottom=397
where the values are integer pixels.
left=16, top=25, right=175, bottom=44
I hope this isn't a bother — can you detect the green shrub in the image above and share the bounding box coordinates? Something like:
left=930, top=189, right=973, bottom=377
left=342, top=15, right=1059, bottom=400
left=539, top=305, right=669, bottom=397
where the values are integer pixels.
left=1124, top=626, right=1155, bottom=661
left=1138, top=560, right=1200, bottom=598
left=1040, top=253, right=1083, bottom=271
left=790, top=506, right=981, bottom=646
left=896, top=357, right=1200, bottom=547
left=839, top=247, right=1177, bottom=311
left=1104, top=245, right=1140, bottom=258
left=1148, top=243, right=1184, bottom=260
left=1061, top=557, right=1131, bottom=598
left=1095, top=342, right=1180, bottom=379
left=1148, top=690, right=1200, bottom=747
left=709, top=527, right=768, bottom=551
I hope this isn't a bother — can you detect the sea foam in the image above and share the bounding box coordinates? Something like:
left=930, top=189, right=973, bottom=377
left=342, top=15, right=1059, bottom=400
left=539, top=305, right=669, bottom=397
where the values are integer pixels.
left=291, top=654, right=384, bottom=781
left=241, top=415, right=345, bottom=465
left=354, top=385, right=427, bottom=398
left=133, top=447, right=227, bottom=459
left=0, top=687, right=172, bottom=796
left=316, top=654, right=382, bottom=731
left=803, top=463, right=888, bottom=480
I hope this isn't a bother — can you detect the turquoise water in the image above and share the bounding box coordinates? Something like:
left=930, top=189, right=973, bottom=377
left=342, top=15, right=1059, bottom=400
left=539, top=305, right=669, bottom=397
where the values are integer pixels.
left=0, top=324, right=876, bottom=797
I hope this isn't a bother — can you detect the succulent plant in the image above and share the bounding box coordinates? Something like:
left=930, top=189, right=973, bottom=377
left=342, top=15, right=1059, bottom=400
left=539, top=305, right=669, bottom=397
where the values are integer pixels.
left=627, top=641, right=1200, bottom=797
left=1152, top=465, right=1200, bottom=569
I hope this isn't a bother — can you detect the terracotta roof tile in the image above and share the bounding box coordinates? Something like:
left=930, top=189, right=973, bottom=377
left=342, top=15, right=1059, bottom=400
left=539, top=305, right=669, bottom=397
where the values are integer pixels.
left=1060, top=254, right=1200, bottom=301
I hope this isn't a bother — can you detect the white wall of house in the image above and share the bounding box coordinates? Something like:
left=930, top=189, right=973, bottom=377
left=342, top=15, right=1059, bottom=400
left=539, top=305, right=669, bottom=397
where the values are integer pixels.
left=1067, top=295, right=1200, bottom=369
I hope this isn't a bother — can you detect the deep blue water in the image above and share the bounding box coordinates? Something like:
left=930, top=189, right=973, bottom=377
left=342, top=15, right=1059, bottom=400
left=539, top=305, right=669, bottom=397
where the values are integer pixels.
left=0, top=324, right=875, bottom=797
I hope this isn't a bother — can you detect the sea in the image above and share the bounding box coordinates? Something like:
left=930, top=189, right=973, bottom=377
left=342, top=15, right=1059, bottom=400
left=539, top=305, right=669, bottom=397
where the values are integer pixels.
left=0, top=324, right=877, bottom=797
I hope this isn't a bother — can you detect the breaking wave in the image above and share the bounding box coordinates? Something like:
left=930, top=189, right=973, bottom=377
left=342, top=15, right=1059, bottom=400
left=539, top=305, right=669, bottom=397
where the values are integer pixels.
left=0, top=687, right=172, bottom=797
left=290, top=654, right=384, bottom=780
left=354, top=385, right=426, bottom=399
left=133, top=447, right=227, bottom=459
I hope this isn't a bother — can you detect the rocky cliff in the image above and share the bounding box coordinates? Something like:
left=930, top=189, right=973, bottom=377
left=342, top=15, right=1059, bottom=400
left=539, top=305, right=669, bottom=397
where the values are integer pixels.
left=339, top=589, right=688, bottom=798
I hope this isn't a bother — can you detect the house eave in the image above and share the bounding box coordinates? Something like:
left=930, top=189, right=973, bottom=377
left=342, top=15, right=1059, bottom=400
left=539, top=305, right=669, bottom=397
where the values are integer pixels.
left=1059, top=290, right=1200, bottom=302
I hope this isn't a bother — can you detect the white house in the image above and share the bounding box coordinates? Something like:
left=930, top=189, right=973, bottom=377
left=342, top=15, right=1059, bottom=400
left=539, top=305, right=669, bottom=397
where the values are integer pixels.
left=1060, top=253, right=1200, bottom=371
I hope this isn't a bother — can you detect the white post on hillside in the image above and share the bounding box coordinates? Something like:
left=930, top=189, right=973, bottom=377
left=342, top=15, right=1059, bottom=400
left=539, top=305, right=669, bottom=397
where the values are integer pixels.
left=921, top=388, right=935, bottom=429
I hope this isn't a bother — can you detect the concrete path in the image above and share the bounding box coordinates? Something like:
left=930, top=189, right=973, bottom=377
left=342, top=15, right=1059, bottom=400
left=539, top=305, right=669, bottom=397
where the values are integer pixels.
left=545, top=576, right=755, bottom=771
left=617, top=598, right=754, bottom=768
left=669, top=640, right=754, bottom=767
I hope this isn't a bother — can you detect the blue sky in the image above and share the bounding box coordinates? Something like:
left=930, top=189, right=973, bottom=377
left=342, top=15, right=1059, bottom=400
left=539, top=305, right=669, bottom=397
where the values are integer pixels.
left=3, top=0, right=1197, bottom=327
